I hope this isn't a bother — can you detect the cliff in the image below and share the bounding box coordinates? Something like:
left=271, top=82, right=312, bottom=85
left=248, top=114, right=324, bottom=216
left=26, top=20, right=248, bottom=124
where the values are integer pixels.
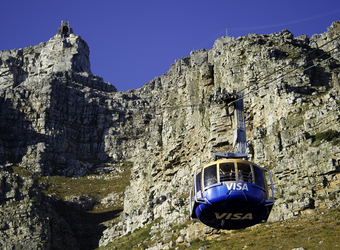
left=0, top=21, right=340, bottom=249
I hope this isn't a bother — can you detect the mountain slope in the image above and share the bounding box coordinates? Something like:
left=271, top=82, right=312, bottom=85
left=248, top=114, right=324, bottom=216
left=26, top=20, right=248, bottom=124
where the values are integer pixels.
left=0, top=21, right=339, bottom=249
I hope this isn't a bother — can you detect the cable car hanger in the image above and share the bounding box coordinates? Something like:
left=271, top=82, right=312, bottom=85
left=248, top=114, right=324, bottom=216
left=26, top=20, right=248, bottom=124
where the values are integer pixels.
left=189, top=89, right=275, bottom=230
left=126, top=36, right=340, bottom=116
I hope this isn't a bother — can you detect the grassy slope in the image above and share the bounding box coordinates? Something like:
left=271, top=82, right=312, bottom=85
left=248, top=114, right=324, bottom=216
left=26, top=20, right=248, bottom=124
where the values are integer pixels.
left=12, top=162, right=340, bottom=250
left=12, top=162, right=133, bottom=249
left=13, top=161, right=132, bottom=213
left=98, top=207, right=340, bottom=250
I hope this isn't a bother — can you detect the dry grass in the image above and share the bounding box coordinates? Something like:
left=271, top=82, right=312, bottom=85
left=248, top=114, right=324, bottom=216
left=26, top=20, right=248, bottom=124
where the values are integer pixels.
left=13, top=161, right=133, bottom=213
left=181, top=208, right=340, bottom=250
left=12, top=164, right=340, bottom=250
left=98, top=207, right=340, bottom=250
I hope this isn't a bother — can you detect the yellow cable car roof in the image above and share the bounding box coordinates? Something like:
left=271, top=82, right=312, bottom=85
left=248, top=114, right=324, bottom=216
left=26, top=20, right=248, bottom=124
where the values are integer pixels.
left=202, top=158, right=260, bottom=169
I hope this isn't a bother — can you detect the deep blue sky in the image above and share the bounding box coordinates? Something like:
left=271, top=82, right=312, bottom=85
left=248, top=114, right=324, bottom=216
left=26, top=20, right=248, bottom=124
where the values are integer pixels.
left=1, top=0, right=339, bottom=91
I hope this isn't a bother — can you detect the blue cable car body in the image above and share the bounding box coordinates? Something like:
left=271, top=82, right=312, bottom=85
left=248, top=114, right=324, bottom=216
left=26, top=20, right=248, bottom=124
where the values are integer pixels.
left=190, top=157, right=275, bottom=229
left=190, top=90, right=275, bottom=229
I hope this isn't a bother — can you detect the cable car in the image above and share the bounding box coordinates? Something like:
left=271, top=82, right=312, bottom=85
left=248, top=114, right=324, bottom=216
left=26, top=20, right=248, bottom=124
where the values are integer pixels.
left=190, top=90, right=275, bottom=229
left=190, top=153, right=275, bottom=229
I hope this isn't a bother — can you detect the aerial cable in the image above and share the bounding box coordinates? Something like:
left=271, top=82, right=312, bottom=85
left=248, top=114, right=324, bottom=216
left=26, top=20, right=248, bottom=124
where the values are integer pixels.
left=229, top=49, right=339, bottom=106
left=7, top=34, right=340, bottom=120
left=227, top=9, right=340, bottom=33
left=219, top=33, right=339, bottom=85
left=303, top=51, right=340, bottom=73
left=247, top=45, right=338, bottom=93
left=229, top=46, right=340, bottom=105
left=125, top=43, right=339, bottom=117
left=206, top=33, right=340, bottom=89
left=237, top=34, right=340, bottom=94
left=189, top=33, right=340, bottom=109
left=134, top=41, right=337, bottom=111
left=130, top=36, right=340, bottom=113
left=192, top=9, right=340, bottom=52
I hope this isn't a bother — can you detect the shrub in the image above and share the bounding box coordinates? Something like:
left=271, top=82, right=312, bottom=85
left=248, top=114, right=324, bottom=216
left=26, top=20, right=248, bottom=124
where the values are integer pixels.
left=312, top=129, right=340, bottom=147
left=315, top=129, right=340, bottom=142
left=29, top=197, right=38, bottom=203
left=329, top=193, right=336, bottom=201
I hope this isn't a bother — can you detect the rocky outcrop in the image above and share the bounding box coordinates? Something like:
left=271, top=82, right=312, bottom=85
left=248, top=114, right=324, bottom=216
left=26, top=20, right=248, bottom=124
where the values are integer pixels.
left=0, top=21, right=340, bottom=249
left=0, top=32, right=125, bottom=176
left=0, top=166, right=78, bottom=249
left=101, top=21, right=340, bottom=244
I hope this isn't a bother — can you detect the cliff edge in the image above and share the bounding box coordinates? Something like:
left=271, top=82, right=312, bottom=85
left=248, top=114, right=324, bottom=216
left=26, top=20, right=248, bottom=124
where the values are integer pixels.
left=0, top=21, right=340, bottom=249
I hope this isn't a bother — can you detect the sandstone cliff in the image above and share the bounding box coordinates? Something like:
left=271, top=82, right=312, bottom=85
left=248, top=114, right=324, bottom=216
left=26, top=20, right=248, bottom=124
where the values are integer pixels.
left=0, top=21, right=340, bottom=249
left=101, top=21, right=340, bottom=247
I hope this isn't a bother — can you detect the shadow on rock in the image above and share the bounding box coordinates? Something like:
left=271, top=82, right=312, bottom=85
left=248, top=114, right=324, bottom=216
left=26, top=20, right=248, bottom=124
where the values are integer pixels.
left=47, top=196, right=122, bottom=250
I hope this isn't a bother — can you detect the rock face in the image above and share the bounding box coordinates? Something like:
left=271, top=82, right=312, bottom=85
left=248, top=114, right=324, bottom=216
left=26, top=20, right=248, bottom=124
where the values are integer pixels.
left=0, top=166, right=78, bottom=249
left=0, top=31, right=121, bottom=176
left=101, top=21, right=340, bottom=245
left=1, top=21, right=340, bottom=249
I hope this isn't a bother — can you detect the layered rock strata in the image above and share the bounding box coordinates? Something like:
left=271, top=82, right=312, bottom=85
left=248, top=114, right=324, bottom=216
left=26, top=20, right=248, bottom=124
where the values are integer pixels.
left=102, top=21, right=340, bottom=244
left=0, top=21, right=339, bottom=249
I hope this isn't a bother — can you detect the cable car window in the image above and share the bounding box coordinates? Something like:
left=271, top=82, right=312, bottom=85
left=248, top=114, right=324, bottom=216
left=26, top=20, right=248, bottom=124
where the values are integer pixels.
left=236, top=163, right=253, bottom=182
left=204, top=165, right=217, bottom=187
left=264, top=173, right=270, bottom=197
left=253, top=165, right=266, bottom=188
left=219, top=162, right=236, bottom=182
left=196, top=171, right=202, bottom=193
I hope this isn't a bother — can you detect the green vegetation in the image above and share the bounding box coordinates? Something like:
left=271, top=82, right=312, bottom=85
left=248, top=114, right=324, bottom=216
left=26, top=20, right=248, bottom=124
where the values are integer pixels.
left=13, top=161, right=133, bottom=213
left=96, top=207, right=340, bottom=250
left=11, top=166, right=33, bottom=176
left=11, top=159, right=340, bottom=250
left=292, top=118, right=304, bottom=128
left=29, top=197, right=39, bottom=203
left=315, top=129, right=340, bottom=142
left=329, top=193, right=337, bottom=201
left=97, top=217, right=163, bottom=250
left=312, top=129, right=340, bottom=147
left=286, top=50, right=301, bottom=60
left=10, top=158, right=340, bottom=250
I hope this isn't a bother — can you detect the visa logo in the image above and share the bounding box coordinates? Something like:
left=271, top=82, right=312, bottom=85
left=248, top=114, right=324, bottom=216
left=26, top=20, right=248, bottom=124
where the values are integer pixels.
left=214, top=212, right=253, bottom=220
left=226, top=182, right=249, bottom=191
